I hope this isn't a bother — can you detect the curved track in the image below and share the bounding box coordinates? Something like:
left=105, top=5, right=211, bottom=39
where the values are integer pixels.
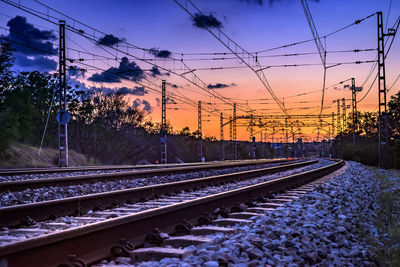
left=0, top=159, right=344, bottom=267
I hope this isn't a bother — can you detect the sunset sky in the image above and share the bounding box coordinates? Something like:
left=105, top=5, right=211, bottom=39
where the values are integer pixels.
left=1, top=0, right=399, bottom=142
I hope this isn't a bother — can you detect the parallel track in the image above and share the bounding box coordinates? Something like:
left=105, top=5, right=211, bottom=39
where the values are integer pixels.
left=0, top=160, right=314, bottom=227
left=0, top=159, right=272, bottom=176
left=0, top=159, right=291, bottom=192
left=0, top=162, right=216, bottom=176
left=0, top=159, right=344, bottom=267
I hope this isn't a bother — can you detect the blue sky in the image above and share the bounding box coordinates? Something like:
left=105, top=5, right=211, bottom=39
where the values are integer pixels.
left=1, top=0, right=399, bottom=140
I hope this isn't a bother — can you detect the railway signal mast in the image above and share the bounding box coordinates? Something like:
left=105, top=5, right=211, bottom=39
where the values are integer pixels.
left=58, top=20, right=69, bottom=167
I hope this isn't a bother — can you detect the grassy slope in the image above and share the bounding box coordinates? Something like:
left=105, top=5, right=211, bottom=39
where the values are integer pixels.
left=0, top=143, right=95, bottom=168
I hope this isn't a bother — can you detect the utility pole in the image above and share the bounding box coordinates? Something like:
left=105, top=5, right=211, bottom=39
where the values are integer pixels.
left=229, top=115, right=233, bottom=159
left=351, top=78, right=359, bottom=153
left=160, top=80, right=167, bottom=164
left=336, top=100, right=342, bottom=158
left=233, top=103, right=237, bottom=160
left=249, top=114, right=254, bottom=141
left=220, top=113, right=224, bottom=160
left=331, top=112, right=335, bottom=139
left=342, top=98, right=346, bottom=132
left=198, top=101, right=202, bottom=162
left=336, top=100, right=341, bottom=134
left=58, top=20, right=68, bottom=167
left=377, top=11, right=394, bottom=168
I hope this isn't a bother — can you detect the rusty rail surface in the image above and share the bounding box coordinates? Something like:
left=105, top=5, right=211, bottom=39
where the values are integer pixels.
left=0, top=159, right=293, bottom=192
left=0, top=159, right=343, bottom=267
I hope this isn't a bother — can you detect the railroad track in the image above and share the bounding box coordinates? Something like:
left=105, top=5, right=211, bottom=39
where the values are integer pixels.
left=0, top=159, right=343, bottom=266
left=0, top=158, right=292, bottom=192
left=0, top=159, right=284, bottom=177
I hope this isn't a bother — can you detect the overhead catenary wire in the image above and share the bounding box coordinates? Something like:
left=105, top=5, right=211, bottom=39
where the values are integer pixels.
left=1, top=0, right=396, bottom=139
left=357, top=15, right=400, bottom=104
left=0, top=0, right=248, bottom=116
left=174, top=0, right=288, bottom=115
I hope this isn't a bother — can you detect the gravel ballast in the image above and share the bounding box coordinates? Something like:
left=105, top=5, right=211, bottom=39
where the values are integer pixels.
left=0, top=160, right=323, bottom=207
left=113, top=161, right=386, bottom=267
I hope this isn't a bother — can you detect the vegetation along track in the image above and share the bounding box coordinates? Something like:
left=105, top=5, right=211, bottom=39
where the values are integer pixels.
left=0, top=159, right=292, bottom=192
left=0, top=159, right=344, bottom=266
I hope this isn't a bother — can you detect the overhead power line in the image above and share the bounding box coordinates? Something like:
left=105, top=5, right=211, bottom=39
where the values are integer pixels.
left=174, top=0, right=288, bottom=115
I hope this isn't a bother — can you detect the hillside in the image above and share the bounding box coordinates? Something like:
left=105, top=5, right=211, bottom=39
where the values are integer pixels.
left=0, top=143, right=95, bottom=168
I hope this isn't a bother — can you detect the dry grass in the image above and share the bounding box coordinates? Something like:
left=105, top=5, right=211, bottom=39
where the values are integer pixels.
left=371, top=171, right=400, bottom=266
left=0, top=143, right=96, bottom=168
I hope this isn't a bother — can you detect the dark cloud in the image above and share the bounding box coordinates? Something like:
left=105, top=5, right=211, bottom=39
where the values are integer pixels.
left=148, top=66, right=170, bottom=77
left=1, top=16, right=58, bottom=71
left=155, top=97, right=176, bottom=105
left=97, top=34, right=124, bottom=46
left=150, top=48, right=172, bottom=58
left=166, top=97, right=177, bottom=104
left=207, top=82, right=237, bottom=89
left=166, top=82, right=178, bottom=88
left=133, top=98, right=153, bottom=113
left=13, top=52, right=57, bottom=72
left=69, top=79, right=148, bottom=97
left=192, top=13, right=223, bottom=29
left=68, top=65, right=86, bottom=78
left=142, top=100, right=152, bottom=113
left=116, top=86, right=148, bottom=96
left=2, top=16, right=57, bottom=56
left=88, top=57, right=144, bottom=83
left=133, top=98, right=141, bottom=108
left=150, top=66, right=162, bottom=77
left=91, top=86, right=148, bottom=96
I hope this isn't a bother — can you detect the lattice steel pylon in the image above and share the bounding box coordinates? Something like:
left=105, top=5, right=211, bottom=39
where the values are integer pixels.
left=220, top=113, right=224, bottom=160
left=331, top=112, right=335, bottom=139
left=336, top=100, right=341, bottom=134
left=249, top=114, right=254, bottom=141
left=198, top=101, right=202, bottom=162
left=351, top=78, right=358, bottom=152
left=377, top=11, right=394, bottom=168
left=58, top=20, right=68, bottom=167
left=233, top=103, right=237, bottom=160
left=160, top=80, right=167, bottom=164
left=341, top=98, right=346, bottom=132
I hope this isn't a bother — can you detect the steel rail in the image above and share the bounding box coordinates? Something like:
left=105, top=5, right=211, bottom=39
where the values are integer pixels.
left=0, top=160, right=249, bottom=176
left=0, top=159, right=292, bottom=192
left=0, top=160, right=344, bottom=267
left=0, top=160, right=315, bottom=228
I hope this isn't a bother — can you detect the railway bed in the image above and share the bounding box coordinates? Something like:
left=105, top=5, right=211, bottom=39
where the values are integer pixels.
left=0, top=159, right=316, bottom=226
left=0, top=159, right=343, bottom=266
left=0, top=159, right=293, bottom=192
left=0, top=159, right=288, bottom=179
